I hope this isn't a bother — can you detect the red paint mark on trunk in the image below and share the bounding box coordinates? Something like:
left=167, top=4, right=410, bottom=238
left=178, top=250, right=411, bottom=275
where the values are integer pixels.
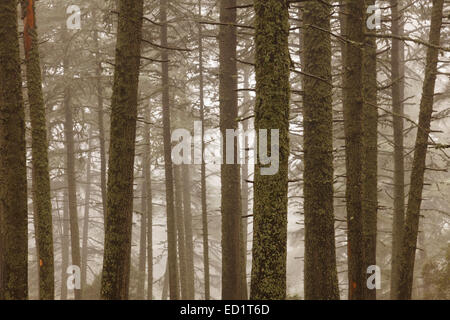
left=23, top=0, right=35, bottom=57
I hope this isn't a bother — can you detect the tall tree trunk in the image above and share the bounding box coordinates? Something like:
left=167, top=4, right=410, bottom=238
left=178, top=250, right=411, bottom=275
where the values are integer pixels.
left=198, top=0, right=210, bottom=300
left=240, top=68, right=251, bottom=300
left=63, top=65, right=82, bottom=300
left=250, top=0, right=290, bottom=300
left=343, top=0, right=365, bottom=300
left=94, top=29, right=107, bottom=222
left=100, top=0, right=144, bottom=300
left=397, top=0, right=444, bottom=300
left=174, top=165, right=188, bottom=299
left=160, top=0, right=179, bottom=300
left=0, top=0, right=28, bottom=300
left=182, top=165, right=195, bottom=299
left=143, top=110, right=153, bottom=300
left=60, top=191, right=70, bottom=300
left=219, top=0, right=242, bottom=300
left=302, top=0, right=340, bottom=300
left=362, top=0, right=379, bottom=300
left=81, top=128, right=93, bottom=292
left=21, top=0, right=54, bottom=300
left=137, top=178, right=146, bottom=299
left=390, top=0, right=406, bottom=299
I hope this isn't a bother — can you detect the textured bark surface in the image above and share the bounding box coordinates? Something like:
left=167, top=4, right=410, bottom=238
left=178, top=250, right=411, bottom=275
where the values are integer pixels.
left=343, top=0, right=366, bottom=300
left=219, top=0, right=242, bottom=300
left=251, top=0, right=290, bottom=300
left=362, top=0, right=378, bottom=300
left=21, top=0, right=54, bottom=300
left=397, top=0, right=444, bottom=300
left=390, top=0, right=406, bottom=300
left=101, top=0, right=144, bottom=300
left=160, top=0, right=179, bottom=300
left=0, top=0, right=28, bottom=300
left=302, top=0, right=340, bottom=300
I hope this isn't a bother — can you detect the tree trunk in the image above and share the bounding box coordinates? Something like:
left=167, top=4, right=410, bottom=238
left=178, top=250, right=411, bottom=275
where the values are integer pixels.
left=100, top=0, right=144, bottom=300
left=137, top=179, right=146, bottom=299
left=0, top=0, right=28, bottom=300
left=198, top=0, right=210, bottom=300
left=63, top=66, right=82, bottom=300
left=240, top=68, right=251, bottom=300
left=160, top=0, right=179, bottom=300
left=174, top=165, right=188, bottom=299
left=219, top=0, right=242, bottom=300
left=81, top=128, right=93, bottom=293
left=302, top=0, right=340, bottom=300
left=60, top=191, right=70, bottom=300
left=362, top=0, right=379, bottom=300
left=182, top=165, right=195, bottom=299
left=21, top=0, right=54, bottom=300
left=143, top=110, right=153, bottom=300
left=397, top=0, right=444, bottom=300
left=343, top=0, right=365, bottom=300
left=390, top=0, right=406, bottom=299
left=250, top=0, right=290, bottom=300
left=94, top=29, right=107, bottom=222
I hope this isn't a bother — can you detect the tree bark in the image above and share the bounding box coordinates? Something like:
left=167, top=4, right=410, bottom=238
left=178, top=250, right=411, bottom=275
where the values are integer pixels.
left=174, top=165, right=188, bottom=299
left=362, top=0, right=379, bottom=300
left=63, top=66, right=82, bottom=300
left=198, top=0, right=210, bottom=300
left=390, top=0, right=406, bottom=299
left=397, top=0, right=444, bottom=300
left=302, top=0, right=340, bottom=300
left=343, top=0, right=366, bottom=300
left=250, top=0, right=290, bottom=300
left=160, top=0, right=179, bottom=300
left=182, top=165, right=195, bottom=299
left=0, top=0, right=28, bottom=300
left=219, top=0, right=242, bottom=300
left=21, top=0, right=54, bottom=300
left=100, top=0, right=144, bottom=300
left=81, top=128, right=93, bottom=293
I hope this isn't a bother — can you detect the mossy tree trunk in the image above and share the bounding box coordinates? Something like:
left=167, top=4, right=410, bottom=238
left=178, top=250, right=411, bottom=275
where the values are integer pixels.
left=362, top=0, right=378, bottom=300
left=100, top=0, right=144, bottom=300
left=343, top=0, right=365, bottom=300
left=389, top=0, right=406, bottom=300
left=0, top=0, right=28, bottom=300
left=219, top=0, right=242, bottom=300
left=250, top=0, right=290, bottom=300
left=397, top=0, right=444, bottom=300
left=21, top=0, right=54, bottom=300
left=302, top=0, right=340, bottom=300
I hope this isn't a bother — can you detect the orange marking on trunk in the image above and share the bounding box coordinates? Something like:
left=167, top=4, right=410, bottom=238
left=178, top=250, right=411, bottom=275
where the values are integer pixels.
left=23, top=0, right=35, bottom=57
